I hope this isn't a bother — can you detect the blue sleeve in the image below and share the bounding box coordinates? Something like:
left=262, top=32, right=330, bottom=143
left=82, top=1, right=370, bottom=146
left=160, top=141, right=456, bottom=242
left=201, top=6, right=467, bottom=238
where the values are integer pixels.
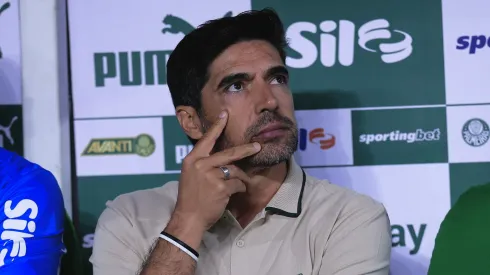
left=0, top=166, right=66, bottom=275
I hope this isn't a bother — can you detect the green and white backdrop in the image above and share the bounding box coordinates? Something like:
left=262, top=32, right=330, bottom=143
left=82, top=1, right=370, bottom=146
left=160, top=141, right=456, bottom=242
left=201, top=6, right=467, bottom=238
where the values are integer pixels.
left=68, top=0, right=490, bottom=274
left=2, top=0, right=490, bottom=274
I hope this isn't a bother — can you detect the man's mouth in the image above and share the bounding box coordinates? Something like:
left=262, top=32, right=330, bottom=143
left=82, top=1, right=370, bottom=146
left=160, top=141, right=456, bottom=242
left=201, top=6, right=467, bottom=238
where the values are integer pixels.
left=252, top=122, right=289, bottom=140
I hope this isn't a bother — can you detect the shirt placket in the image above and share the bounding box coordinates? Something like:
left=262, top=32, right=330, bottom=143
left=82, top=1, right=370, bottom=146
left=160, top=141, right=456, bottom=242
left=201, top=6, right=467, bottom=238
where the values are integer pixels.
left=229, top=211, right=267, bottom=275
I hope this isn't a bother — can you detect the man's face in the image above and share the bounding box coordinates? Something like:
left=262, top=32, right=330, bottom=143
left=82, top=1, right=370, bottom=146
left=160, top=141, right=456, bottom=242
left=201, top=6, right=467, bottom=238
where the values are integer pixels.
left=200, top=40, right=298, bottom=169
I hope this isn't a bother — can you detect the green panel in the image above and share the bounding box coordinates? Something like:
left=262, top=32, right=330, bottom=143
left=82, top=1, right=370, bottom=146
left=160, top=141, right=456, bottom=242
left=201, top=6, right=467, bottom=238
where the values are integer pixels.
left=162, top=116, right=193, bottom=171
left=252, top=0, right=446, bottom=109
left=0, top=104, right=23, bottom=156
left=449, top=162, right=490, bottom=205
left=77, top=173, right=180, bottom=275
left=352, top=107, right=448, bottom=165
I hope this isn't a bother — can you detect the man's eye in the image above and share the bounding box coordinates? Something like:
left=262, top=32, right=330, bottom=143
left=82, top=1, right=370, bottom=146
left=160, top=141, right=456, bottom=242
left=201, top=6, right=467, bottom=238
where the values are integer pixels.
left=271, top=75, right=288, bottom=85
left=227, top=83, right=244, bottom=93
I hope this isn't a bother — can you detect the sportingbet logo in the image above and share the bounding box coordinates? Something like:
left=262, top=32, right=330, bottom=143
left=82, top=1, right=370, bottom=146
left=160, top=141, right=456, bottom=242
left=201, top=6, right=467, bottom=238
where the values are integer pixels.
left=0, top=1, right=10, bottom=59
left=359, top=129, right=440, bottom=145
left=0, top=116, right=18, bottom=148
left=286, top=19, right=413, bottom=68
left=456, top=35, right=490, bottom=54
left=94, top=12, right=232, bottom=87
left=0, top=199, right=38, bottom=267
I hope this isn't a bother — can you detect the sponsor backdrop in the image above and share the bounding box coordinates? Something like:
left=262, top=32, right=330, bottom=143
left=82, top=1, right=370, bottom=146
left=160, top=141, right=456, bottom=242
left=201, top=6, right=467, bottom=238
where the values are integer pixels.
left=67, top=0, right=490, bottom=274
left=0, top=0, right=23, bottom=157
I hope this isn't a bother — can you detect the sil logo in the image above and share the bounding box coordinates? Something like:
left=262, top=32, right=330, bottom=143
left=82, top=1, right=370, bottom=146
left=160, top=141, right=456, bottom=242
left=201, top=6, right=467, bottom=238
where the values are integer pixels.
left=462, top=118, right=489, bottom=147
left=298, top=128, right=335, bottom=151
left=0, top=199, right=39, bottom=267
left=286, top=18, right=413, bottom=68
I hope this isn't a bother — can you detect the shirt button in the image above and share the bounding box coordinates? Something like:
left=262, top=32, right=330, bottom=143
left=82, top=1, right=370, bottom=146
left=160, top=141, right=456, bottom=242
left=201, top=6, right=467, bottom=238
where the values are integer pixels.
left=236, top=240, right=245, bottom=247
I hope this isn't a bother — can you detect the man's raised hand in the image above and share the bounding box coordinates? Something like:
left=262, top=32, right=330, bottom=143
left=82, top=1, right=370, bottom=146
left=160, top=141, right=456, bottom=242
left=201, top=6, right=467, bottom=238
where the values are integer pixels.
left=171, top=111, right=261, bottom=238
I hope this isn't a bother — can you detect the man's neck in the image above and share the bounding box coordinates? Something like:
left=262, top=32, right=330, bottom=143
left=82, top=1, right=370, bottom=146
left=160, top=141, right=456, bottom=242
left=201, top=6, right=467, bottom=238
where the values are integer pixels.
left=227, top=161, right=288, bottom=228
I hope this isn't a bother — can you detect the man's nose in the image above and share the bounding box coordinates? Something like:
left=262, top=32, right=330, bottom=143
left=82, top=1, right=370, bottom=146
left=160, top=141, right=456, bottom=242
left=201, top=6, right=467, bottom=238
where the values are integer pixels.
left=253, top=83, right=279, bottom=113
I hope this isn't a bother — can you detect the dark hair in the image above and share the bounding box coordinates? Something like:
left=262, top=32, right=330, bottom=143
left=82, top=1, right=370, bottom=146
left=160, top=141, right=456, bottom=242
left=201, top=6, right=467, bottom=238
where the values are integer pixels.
left=166, top=8, right=289, bottom=145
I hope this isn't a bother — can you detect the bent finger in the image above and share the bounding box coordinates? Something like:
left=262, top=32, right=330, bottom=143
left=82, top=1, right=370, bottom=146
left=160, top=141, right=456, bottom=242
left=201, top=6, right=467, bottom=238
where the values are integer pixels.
left=207, top=143, right=261, bottom=167
left=225, top=178, right=247, bottom=194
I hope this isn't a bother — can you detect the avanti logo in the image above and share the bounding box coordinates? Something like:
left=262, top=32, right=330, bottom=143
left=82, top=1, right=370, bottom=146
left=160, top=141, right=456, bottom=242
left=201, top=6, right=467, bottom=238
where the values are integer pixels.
left=461, top=118, right=489, bottom=147
left=0, top=116, right=17, bottom=148
left=0, top=199, right=39, bottom=267
left=82, top=134, right=156, bottom=157
left=286, top=19, right=413, bottom=68
left=359, top=128, right=440, bottom=145
left=298, top=128, right=335, bottom=150
left=94, top=12, right=232, bottom=88
left=0, top=1, right=11, bottom=59
left=392, top=223, right=426, bottom=255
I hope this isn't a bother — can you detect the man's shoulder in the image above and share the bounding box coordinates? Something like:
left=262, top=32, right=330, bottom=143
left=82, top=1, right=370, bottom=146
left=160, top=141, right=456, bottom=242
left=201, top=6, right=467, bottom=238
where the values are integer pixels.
left=0, top=148, right=46, bottom=183
left=439, top=182, right=490, bottom=225
left=0, top=149, right=65, bottom=270
left=428, top=183, right=490, bottom=274
left=454, top=183, right=490, bottom=208
left=0, top=148, right=62, bottom=202
left=305, top=174, right=387, bottom=221
left=101, top=180, right=180, bottom=222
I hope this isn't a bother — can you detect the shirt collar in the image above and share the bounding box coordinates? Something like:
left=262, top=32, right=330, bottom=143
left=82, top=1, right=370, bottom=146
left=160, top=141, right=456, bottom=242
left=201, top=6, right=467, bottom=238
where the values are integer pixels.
left=214, top=157, right=306, bottom=229
left=264, top=157, right=306, bottom=218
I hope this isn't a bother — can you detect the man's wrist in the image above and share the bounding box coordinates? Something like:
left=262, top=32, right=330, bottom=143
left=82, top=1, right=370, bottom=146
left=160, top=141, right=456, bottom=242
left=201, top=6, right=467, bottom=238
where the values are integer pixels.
left=164, top=211, right=205, bottom=251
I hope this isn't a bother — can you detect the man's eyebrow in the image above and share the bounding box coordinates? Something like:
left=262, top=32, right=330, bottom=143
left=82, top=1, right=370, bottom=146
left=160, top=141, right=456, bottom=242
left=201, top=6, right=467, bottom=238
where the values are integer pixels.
left=215, top=65, right=289, bottom=90
left=216, top=73, right=252, bottom=90
left=264, top=65, right=289, bottom=79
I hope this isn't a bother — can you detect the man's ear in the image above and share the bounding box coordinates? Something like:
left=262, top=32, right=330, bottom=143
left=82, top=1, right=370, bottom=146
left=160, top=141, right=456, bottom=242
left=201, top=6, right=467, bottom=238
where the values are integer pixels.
left=175, top=106, right=204, bottom=140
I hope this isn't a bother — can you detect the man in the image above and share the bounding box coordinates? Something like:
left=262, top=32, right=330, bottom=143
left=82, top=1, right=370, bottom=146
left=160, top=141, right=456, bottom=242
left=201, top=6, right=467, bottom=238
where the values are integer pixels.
left=0, top=147, right=66, bottom=274
left=428, top=183, right=490, bottom=274
left=91, top=8, right=391, bottom=275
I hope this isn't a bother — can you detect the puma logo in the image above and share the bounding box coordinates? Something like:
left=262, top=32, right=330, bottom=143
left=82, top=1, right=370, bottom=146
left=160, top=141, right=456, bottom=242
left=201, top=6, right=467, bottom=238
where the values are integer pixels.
left=0, top=1, right=11, bottom=59
left=0, top=116, right=18, bottom=146
left=161, top=11, right=232, bottom=36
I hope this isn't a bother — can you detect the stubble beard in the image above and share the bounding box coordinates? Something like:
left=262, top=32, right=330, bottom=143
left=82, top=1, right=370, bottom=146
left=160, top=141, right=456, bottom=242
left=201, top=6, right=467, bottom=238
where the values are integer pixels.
left=205, top=112, right=298, bottom=172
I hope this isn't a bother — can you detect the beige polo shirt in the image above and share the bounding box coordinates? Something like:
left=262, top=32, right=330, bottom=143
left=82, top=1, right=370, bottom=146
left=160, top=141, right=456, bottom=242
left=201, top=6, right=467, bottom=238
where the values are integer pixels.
left=90, top=158, right=391, bottom=275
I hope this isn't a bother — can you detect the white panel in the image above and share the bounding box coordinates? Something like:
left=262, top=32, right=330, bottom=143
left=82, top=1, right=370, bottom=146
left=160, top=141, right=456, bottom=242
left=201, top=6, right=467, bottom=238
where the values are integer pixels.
left=68, top=0, right=252, bottom=119
left=0, top=0, right=22, bottom=104
left=75, top=117, right=165, bottom=176
left=447, top=105, right=490, bottom=163
left=294, top=109, right=353, bottom=166
left=443, top=0, right=490, bottom=104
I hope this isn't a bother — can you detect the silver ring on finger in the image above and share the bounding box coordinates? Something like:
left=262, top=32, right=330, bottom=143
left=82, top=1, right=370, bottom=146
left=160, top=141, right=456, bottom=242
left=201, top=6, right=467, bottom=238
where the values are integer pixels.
left=219, top=166, right=230, bottom=180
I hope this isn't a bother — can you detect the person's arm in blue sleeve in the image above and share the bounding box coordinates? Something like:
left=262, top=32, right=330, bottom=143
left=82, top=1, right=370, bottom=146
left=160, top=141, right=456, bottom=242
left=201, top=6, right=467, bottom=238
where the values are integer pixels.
left=0, top=151, right=66, bottom=274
